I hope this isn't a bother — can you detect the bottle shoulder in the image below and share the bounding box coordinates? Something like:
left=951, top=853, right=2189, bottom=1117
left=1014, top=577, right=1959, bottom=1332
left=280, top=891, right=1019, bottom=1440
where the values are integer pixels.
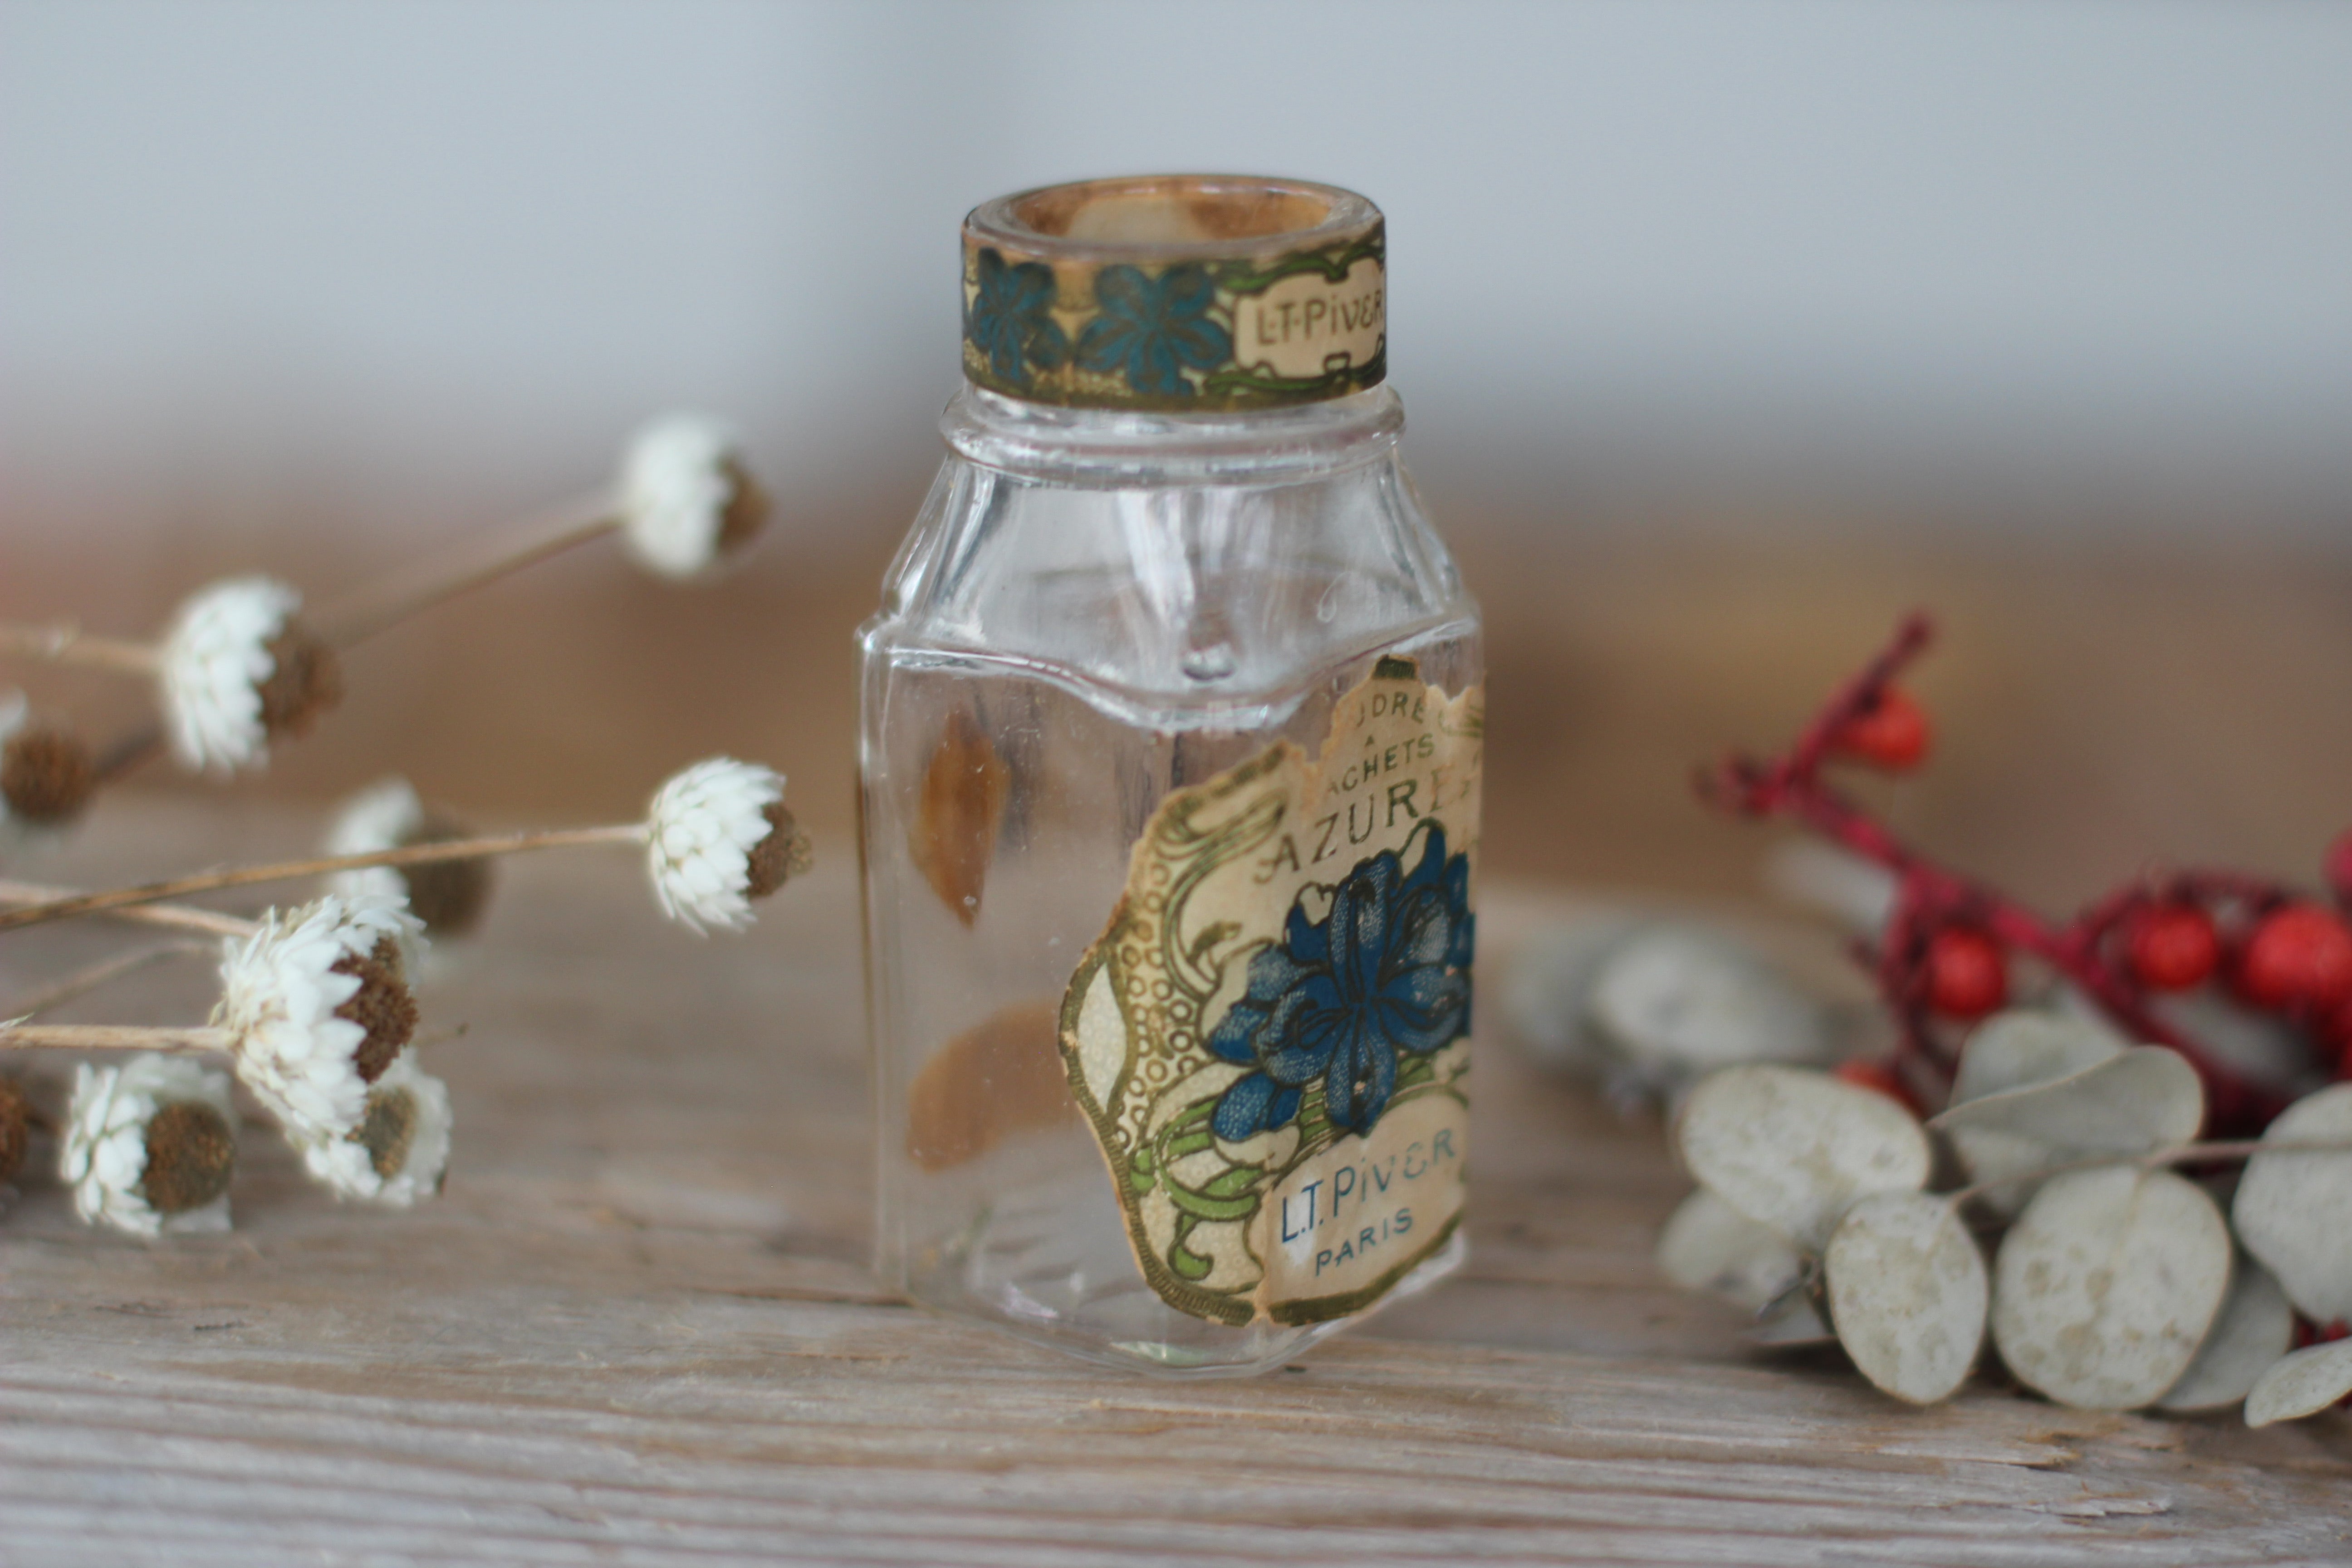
left=862, top=416, right=1477, bottom=709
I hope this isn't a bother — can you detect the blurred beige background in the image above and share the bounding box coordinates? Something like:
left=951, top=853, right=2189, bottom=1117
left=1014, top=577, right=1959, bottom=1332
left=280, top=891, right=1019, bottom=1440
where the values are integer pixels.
left=4, top=0, right=2348, bottom=911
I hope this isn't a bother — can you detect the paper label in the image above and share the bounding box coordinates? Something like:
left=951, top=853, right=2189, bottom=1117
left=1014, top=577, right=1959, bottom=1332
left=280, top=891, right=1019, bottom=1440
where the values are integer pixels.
left=1057, top=657, right=1481, bottom=1325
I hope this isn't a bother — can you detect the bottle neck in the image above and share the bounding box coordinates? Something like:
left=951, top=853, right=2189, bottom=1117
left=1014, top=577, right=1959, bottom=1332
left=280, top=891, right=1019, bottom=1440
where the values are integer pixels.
left=941, top=384, right=1404, bottom=489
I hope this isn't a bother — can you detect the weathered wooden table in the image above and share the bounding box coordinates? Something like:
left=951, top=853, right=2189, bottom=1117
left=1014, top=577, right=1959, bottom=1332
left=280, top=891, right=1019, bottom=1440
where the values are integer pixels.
left=2, top=802, right=2347, bottom=1566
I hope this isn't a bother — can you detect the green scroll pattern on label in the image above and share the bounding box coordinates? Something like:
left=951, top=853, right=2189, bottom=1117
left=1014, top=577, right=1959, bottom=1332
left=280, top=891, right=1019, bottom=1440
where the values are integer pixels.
left=1057, top=658, right=1481, bottom=1325
left=963, top=229, right=1387, bottom=411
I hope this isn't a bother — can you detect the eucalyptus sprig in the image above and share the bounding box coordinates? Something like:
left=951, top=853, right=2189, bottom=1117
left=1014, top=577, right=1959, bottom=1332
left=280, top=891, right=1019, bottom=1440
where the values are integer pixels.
left=1661, top=1013, right=2352, bottom=1424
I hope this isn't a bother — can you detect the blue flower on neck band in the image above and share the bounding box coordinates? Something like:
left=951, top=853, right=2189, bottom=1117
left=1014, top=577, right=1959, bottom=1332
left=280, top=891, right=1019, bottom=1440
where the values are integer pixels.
left=1075, top=264, right=1232, bottom=397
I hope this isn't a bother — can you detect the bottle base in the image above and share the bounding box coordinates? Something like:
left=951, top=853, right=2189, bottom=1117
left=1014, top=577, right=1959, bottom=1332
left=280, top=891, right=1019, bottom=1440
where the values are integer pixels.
left=903, top=1225, right=1469, bottom=1378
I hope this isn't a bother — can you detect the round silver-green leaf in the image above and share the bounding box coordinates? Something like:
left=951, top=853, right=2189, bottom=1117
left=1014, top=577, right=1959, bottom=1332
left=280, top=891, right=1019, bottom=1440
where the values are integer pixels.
left=2245, top=1339, right=2352, bottom=1427
left=2157, top=1259, right=2294, bottom=1413
left=2234, top=1083, right=2352, bottom=1323
left=1949, top=1010, right=2123, bottom=1107
left=1991, top=1166, right=2233, bottom=1411
left=1825, top=1192, right=1987, bottom=1406
left=1656, top=1186, right=1803, bottom=1310
left=1676, top=1064, right=1931, bottom=1253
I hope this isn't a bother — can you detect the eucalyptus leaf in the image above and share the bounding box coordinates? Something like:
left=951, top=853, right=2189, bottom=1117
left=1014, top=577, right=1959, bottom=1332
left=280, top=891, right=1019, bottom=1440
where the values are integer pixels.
left=1939, top=1127, right=2065, bottom=1221
left=1933, top=1045, right=2202, bottom=1219
left=1590, top=929, right=1834, bottom=1079
left=1933, top=1046, right=2203, bottom=1153
left=1501, top=911, right=1645, bottom=1076
left=2233, top=1083, right=2352, bottom=1323
left=1948, top=1010, right=2123, bottom=1107
left=1656, top=1187, right=1803, bottom=1310
left=1991, top=1166, right=2233, bottom=1411
left=2157, top=1259, right=2295, bottom=1413
left=1750, top=1279, right=1838, bottom=1347
left=1824, top=1192, right=1987, bottom=1405
left=1676, top=1064, right=1931, bottom=1253
left=2244, top=1339, right=2352, bottom=1427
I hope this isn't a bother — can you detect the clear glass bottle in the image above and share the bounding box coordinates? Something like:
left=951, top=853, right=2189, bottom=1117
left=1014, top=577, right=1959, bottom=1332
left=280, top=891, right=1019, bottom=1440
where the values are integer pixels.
left=860, top=176, right=1484, bottom=1375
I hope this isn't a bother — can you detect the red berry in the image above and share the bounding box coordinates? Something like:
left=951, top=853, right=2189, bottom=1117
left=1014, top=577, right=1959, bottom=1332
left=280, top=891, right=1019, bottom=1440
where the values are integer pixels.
left=1926, top=926, right=2008, bottom=1019
left=2328, top=828, right=2352, bottom=910
left=2124, top=902, right=2220, bottom=991
left=2238, top=902, right=2352, bottom=1013
left=1831, top=686, right=1932, bottom=771
left=1834, top=1056, right=1918, bottom=1112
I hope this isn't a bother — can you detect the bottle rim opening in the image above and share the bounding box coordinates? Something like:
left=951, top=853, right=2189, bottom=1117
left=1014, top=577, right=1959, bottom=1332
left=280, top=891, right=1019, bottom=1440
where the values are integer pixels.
left=968, top=174, right=1375, bottom=263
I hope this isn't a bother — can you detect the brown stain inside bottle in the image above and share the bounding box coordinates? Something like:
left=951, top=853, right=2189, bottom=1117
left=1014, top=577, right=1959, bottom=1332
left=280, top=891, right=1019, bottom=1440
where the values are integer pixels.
left=905, top=1000, right=1078, bottom=1171
left=909, top=709, right=1008, bottom=927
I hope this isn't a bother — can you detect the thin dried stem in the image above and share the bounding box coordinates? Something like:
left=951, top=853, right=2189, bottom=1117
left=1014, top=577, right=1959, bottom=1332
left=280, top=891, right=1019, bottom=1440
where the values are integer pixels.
left=1945, top=1137, right=2352, bottom=1208
left=0, top=1023, right=233, bottom=1053
left=0, top=823, right=650, bottom=933
left=3, top=940, right=213, bottom=1019
left=0, top=622, right=159, bottom=675
left=314, top=490, right=619, bottom=647
left=0, top=879, right=256, bottom=938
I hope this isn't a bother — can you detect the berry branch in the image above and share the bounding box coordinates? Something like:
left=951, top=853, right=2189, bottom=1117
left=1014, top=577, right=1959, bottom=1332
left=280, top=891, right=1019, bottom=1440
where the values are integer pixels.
left=1699, top=612, right=2352, bottom=1132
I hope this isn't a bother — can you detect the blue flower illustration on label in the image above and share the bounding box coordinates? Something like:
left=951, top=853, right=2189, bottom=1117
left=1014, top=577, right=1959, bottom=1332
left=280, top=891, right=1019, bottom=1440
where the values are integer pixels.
left=965, top=247, right=1068, bottom=384
left=1207, top=824, right=1474, bottom=1143
left=1075, top=264, right=1233, bottom=397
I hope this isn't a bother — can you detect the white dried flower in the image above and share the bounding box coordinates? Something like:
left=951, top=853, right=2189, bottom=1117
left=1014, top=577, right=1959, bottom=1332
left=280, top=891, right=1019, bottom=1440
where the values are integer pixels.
left=215, top=893, right=422, bottom=1195
left=645, top=757, right=805, bottom=932
left=324, top=775, right=426, bottom=908
left=59, top=1055, right=237, bottom=1238
left=323, top=775, right=493, bottom=943
left=301, top=1048, right=453, bottom=1206
left=158, top=575, right=342, bottom=772
left=618, top=415, right=769, bottom=578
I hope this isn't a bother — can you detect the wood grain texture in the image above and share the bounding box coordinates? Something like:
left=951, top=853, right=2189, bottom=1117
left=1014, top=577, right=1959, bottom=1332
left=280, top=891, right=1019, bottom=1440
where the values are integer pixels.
left=0, top=804, right=2348, bottom=1566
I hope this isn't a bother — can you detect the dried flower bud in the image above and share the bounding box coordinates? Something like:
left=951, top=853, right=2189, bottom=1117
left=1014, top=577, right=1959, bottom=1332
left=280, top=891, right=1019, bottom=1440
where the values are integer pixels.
left=333, top=936, right=419, bottom=1083
left=619, top=415, right=769, bottom=578
left=645, top=757, right=799, bottom=931
left=60, top=1055, right=237, bottom=1237
left=0, top=717, right=97, bottom=828
left=325, top=776, right=494, bottom=942
left=0, top=1076, right=29, bottom=1184
left=159, top=576, right=343, bottom=772
left=313, top=1049, right=453, bottom=1207
left=255, top=620, right=343, bottom=742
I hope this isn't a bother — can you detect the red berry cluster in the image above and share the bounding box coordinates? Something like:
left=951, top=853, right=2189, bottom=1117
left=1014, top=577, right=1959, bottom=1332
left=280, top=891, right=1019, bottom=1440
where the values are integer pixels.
left=1701, top=614, right=2352, bottom=1132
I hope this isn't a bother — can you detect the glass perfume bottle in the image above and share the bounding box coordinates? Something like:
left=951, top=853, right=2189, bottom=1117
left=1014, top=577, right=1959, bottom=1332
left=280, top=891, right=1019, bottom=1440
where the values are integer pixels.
left=860, top=175, right=1484, bottom=1374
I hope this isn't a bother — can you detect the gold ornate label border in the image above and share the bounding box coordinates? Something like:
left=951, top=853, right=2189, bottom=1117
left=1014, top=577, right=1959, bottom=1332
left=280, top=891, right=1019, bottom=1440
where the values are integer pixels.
left=1056, top=657, right=1481, bottom=1325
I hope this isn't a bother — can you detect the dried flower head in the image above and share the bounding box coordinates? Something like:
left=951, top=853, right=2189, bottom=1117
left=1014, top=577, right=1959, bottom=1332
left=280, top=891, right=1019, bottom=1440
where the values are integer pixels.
left=325, top=776, right=494, bottom=940
left=159, top=576, right=343, bottom=772
left=618, top=415, right=770, bottom=578
left=0, top=691, right=97, bottom=830
left=303, top=1048, right=454, bottom=1206
left=645, top=758, right=807, bottom=932
left=59, top=1055, right=237, bottom=1237
left=215, top=894, right=423, bottom=1192
left=0, top=1074, right=29, bottom=1184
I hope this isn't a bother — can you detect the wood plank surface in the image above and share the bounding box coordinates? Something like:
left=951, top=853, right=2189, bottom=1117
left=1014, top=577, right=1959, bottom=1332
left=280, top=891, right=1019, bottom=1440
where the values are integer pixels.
left=2, top=802, right=2347, bottom=1566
